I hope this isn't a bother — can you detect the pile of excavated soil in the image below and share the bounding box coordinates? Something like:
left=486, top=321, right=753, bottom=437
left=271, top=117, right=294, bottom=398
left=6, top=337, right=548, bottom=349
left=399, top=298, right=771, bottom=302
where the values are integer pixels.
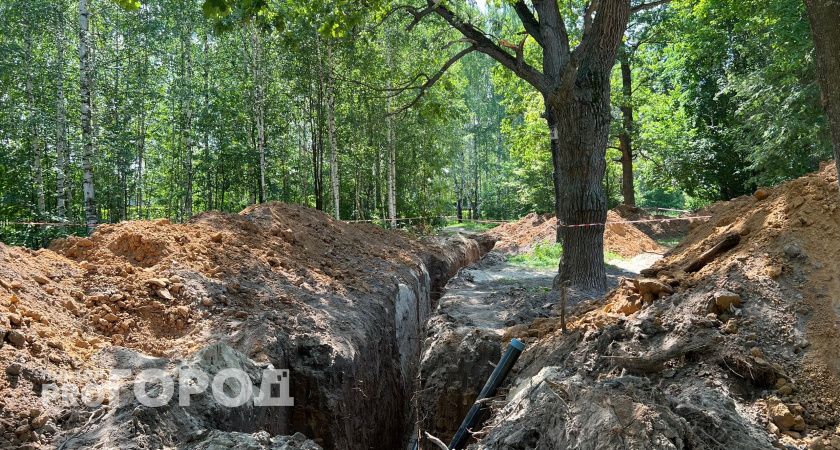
left=0, top=202, right=485, bottom=450
left=611, top=204, right=701, bottom=240
left=488, top=210, right=665, bottom=258
left=472, top=162, right=840, bottom=449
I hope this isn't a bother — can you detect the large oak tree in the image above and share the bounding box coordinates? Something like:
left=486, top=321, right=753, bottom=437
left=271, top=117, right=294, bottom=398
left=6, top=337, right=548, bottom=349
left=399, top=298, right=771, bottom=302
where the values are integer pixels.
left=402, top=0, right=666, bottom=289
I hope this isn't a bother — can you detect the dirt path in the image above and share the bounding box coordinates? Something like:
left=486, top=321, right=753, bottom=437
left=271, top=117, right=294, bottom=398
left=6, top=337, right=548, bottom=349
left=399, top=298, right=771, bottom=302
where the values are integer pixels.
left=412, top=240, right=663, bottom=446
left=436, top=249, right=662, bottom=336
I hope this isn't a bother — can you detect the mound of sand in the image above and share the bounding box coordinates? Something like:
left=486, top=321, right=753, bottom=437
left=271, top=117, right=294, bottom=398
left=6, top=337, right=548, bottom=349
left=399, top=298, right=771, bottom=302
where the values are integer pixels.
left=488, top=210, right=665, bottom=258
left=477, top=162, right=840, bottom=449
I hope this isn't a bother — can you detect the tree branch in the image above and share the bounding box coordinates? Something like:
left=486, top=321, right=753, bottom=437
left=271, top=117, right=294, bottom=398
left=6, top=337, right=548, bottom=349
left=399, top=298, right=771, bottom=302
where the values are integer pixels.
left=427, top=0, right=546, bottom=91
left=404, top=0, right=444, bottom=30
left=631, top=0, right=671, bottom=14
left=512, top=1, right=544, bottom=47
left=390, top=45, right=476, bottom=115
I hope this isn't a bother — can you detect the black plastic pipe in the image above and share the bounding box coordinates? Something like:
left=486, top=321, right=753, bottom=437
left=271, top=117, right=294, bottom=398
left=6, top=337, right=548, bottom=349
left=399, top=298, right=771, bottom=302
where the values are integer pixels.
left=448, top=338, right=526, bottom=450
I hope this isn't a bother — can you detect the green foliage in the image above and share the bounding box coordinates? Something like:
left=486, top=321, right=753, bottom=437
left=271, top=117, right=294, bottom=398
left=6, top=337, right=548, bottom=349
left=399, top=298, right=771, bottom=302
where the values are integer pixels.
left=0, top=0, right=833, bottom=250
left=626, top=0, right=831, bottom=204
left=508, top=242, right=563, bottom=269
left=442, top=220, right=498, bottom=232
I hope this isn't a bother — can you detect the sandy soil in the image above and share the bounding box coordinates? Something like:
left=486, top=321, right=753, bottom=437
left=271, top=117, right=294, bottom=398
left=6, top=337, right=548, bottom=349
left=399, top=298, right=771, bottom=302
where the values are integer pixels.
left=471, top=162, right=840, bottom=450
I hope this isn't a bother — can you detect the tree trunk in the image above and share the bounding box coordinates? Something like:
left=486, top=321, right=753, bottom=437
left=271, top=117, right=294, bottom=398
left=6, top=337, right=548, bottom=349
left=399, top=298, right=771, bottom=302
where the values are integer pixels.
left=202, top=33, right=212, bottom=211
left=79, top=0, right=97, bottom=231
left=618, top=54, right=635, bottom=206
left=385, top=32, right=397, bottom=228
left=55, top=6, right=68, bottom=220
left=25, top=26, right=46, bottom=217
left=251, top=26, right=267, bottom=203
left=324, top=44, right=340, bottom=219
left=804, top=0, right=840, bottom=189
left=182, top=29, right=194, bottom=218
left=546, top=74, right=615, bottom=291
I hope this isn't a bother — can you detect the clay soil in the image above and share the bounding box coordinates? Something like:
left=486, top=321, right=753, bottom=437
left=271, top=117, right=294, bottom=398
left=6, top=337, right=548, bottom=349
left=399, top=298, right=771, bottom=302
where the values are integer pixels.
left=473, top=162, right=840, bottom=450
left=488, top=209, right=666, bottom=258
left=0, top=202, right=483, bottom=449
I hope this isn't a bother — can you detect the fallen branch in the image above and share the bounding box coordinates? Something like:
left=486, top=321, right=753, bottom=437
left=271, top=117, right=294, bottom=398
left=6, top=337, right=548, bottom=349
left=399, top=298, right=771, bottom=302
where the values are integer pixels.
left=685, top=233, right=741, bottom=273
left=605, top=331, right=719, bottom=373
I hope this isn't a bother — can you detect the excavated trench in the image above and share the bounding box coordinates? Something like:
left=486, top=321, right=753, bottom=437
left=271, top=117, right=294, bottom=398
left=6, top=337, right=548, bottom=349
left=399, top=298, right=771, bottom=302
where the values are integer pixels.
left=281, top=234, right=494, bottom=450
left=58, top=235, right=492, bottom=450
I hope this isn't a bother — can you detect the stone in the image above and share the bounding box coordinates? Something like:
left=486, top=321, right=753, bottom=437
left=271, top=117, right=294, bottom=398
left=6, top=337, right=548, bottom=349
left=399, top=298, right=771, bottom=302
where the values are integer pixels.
left=778, top=384, right=794, bottom=396
left=201, top=298, right=214, bottom=307
left=767, top=397, right=797, bottom=431
left=147, top=278, right=170, bottom=288
left=809, top=439, right=830, bottom=450
left=791, top=415, right=806, bottom=432
left=32, top=275, right=49, bottom=285
left=174, top=305, right=190, bottom=318
left=8, top=314, right=22, bottom=326
left=766, top=265, right=783, bottom=279
left=829, top=435, right=840, bottom=449
left=157, top=288, right=175, bottom=301
left=714, top=291, right=742, bottom=312
left=784, top=430, right=802, bottom=440
left=211, top=233, right=224, bottom=243
left=29, top=415, right=47, bottom=430
left=722, top=320, right=738, bottom=334
left=7, top=330, right=25, bottom=348
left=103, top=313, right=119, bottom=323
left=751, top=347, right=764, bottom=358
left=784, top=243, right=805, bottom=259
left=5, top=363, right=22, bottom=376
left=755, top=188, right=770, bottom=200
left=637, top=278, right=673, bottom=296
left=10, top=281, right=22, bottom=290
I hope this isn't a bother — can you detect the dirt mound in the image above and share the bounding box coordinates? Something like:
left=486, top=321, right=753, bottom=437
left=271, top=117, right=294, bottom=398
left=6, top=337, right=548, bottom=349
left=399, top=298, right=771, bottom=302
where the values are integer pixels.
left=0, top=202, right=484, bottom=449
left=474, top=162, right=840, bottom=449
left=611, top=204, right=700, bottom=240
left=488, top=210, right=665, bottom=258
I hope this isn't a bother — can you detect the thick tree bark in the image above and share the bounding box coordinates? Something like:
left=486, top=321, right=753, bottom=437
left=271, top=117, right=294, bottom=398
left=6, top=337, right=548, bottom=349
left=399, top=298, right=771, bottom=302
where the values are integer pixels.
left=543, top=0, right=631, bottom=291
left=79, top=0, right=97, bottom=231
left=547, top=92, right=610, bottom=291
left=55, top=7, right=68, bottom=219
left=619, top=53, right=635, bottom=206
left=804, top=0, right=840, bottom=188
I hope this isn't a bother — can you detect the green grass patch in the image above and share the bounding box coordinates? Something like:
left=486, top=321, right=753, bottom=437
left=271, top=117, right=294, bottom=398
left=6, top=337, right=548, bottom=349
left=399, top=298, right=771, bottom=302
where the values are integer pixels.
left=655, top=235, right=685, bottom=249
left=508, top=242, right=563, bottom=269
left=509, top=243, right=626, bottom=269
left=604, top=251, right=624, bottom=262
left=442, top=220, right=498, bottom=232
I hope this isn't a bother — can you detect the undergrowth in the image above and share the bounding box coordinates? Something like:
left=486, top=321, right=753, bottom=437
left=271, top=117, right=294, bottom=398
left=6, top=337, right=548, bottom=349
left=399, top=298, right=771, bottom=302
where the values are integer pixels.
left=509, top=242, right=625, bottom=269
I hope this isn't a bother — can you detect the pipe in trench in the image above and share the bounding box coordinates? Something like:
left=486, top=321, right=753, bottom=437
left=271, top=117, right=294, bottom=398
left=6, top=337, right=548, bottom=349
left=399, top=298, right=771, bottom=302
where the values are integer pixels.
left=413, top=338, right=525, bottom=450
